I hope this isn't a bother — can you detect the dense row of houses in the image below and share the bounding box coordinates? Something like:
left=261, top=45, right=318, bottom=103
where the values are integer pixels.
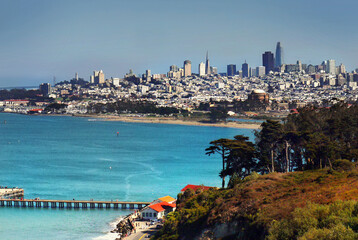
left=0, top=99, right=46, bottom=114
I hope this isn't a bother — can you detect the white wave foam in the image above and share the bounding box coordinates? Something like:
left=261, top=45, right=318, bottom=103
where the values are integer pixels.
left=109, top=216, right=124, bottom=228
left=92, top=217, right=123, bottom=240
left=92, top=232, right=119, bottom=240
left=99, top=158, right=116, bottom=162
left=124, top=174, right=134, bottom=201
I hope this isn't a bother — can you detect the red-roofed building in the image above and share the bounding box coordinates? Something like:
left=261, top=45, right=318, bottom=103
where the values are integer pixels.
left=180, top=184, right=213, bottom=193
left=151, top=195, right=176, bottom=205
left=141, top=201, right=176, bottom=220
left=290, top=109, right=299, bottom=114
left=28, top=109, right=43, bottom=114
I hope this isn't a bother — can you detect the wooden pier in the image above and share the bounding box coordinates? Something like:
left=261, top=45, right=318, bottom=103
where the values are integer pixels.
left=0, top=188, right=24, bottom=199
left=0, top=199, right=150, bottom=209
left=0, top=188, right=150, bottom=209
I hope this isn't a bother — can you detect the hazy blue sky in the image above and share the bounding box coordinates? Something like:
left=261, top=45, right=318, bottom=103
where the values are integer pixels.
left=0, top=0, right=357, bottom=87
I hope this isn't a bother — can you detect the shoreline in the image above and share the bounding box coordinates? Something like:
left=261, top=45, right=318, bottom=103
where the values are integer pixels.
left=75, top=114, right=261, bottom=129
left=0, top=112, right=261, bottom=129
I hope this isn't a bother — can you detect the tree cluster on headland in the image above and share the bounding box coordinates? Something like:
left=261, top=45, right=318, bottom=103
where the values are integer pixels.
left=207, top=103, right=358, bottom=188
left=153, top=103, right=358, bottom=240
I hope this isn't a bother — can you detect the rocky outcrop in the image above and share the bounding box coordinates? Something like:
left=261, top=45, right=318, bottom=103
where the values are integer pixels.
left=111, top=214, right=136, bottom=240
left=192, top=221, right=240, bottom=240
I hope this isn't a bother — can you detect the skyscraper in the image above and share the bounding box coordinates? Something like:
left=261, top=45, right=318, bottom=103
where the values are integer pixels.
left=170, top=65, right=179, bottom=72
left=275, top=42, right=284, bottom=68
left=262, top=51, right=274, bottom=74
left=146, top=69, right=151, bottom=82
left=93, top=70, right=105, bottom=84
left=297, top=60, right=302, bottom=72
left=251, top=68, right=256, bottom=77
left=307, top=65, right=316, bottom=74
left=146, top=69, right=151, bottom=77
left=338, top=63, right=346, bottom=74
left=98, top=70, right=105, bottom=84
left=94, top=71, right=99, bottom=81
left=321, top=61, right=327, bottom=72
left=256, top=66, right=266, bottom=77
left=184, top=60, right=192, bottom=77
left=210, top=67, right=217, bottom=75
left=227, top=64, right=236, bottom=76
left=205, top=51, right=210, bottom=75
left=39, top=83, right=51, bottom=96
left=326, top=59, right=336, bottom=75
left=198, top=62, right=205, bottom=76
left=242, top=61, right=249, bottom=78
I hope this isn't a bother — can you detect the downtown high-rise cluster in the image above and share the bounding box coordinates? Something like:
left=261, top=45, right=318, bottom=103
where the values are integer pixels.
left=116, top=41, right=348, bottom=82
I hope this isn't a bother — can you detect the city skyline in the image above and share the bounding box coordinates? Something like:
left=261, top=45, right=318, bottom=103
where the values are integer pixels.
left=0, top=0, right=357, bottom=87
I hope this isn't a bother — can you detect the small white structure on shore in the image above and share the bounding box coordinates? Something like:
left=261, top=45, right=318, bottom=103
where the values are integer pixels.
left=141, top=197, right=176, bottom=220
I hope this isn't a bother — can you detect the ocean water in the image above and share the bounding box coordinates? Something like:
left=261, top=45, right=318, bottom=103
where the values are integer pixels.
left=0, top=113, right=254, bottom=240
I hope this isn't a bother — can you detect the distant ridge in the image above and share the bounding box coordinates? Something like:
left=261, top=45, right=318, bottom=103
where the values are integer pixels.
left=0, top=86, right=38, bottom=90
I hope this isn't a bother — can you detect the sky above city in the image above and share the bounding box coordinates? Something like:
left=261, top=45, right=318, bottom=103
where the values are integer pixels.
left=0, top=0, right=357, bottom=87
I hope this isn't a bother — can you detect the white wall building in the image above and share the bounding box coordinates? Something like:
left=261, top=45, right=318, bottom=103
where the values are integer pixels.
left=199, top=62, right=205, bottom=76
left=326, top=59, right=336, bottom=75
left=141, top=201, right=176, bottom=220
left=256, top=66, right=266, bottom=77
left=112, top=78, right=120, bottom=87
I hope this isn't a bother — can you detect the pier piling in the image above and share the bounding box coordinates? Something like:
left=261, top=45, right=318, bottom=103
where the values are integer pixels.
left=0, top=198, right=149, bottom=210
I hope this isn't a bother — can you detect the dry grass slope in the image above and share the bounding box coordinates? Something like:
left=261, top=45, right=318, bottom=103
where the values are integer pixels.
left=154, top=168, right=358, bottom=240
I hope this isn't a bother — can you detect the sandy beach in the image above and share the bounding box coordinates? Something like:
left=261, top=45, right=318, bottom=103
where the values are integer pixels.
left=3, top=112, right=261, bottom=129
left=78, top=114, right=261, bottom=129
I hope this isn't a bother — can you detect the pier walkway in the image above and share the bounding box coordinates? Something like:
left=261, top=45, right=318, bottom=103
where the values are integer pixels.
left=0, top=198, right=150, bottom=209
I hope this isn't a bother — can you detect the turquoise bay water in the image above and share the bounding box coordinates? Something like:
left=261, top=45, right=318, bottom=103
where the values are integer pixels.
left=0, top=113, right=254, bottom=239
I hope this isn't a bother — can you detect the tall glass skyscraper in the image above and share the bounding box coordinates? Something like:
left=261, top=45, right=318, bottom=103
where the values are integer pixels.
left=205, top=51, right=211, bottom=75
left=242, top=61, right=249, bottom=78
left=227, top=64, right=236, bottom=76
left=262, top=51, right=274, bottom=74
left=275, top=42, right=284, bottom=68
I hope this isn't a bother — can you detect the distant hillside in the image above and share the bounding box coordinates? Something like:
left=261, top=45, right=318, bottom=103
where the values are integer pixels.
left=154, top=166, right=358, bottom=240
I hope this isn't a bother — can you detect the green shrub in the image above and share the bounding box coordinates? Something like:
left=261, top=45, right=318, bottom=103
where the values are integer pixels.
left=243, top=172, right=260, bottom=182
left=197, top=191, right=209, bottom=204
left=347, top=171, right=358, bottom=178
left=298, top=224, right=357, bottom=240
left=332, top=159, right=355, bottom=172
left=314, top=175, right=327, bottom=184
left=267, top=201, right=358, bottom=240
left=227, top=173, right=243, bottom=188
